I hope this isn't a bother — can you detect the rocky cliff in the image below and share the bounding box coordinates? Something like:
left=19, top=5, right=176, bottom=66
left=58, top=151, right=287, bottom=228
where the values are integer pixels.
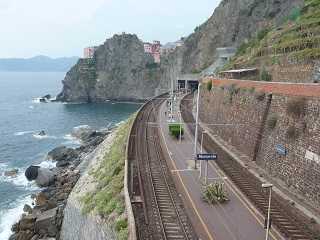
left=57, top=34, right=161, bottom=102
left=181, top=0, right=304, bottom=73
left=57, top=0, right=304, bottom=102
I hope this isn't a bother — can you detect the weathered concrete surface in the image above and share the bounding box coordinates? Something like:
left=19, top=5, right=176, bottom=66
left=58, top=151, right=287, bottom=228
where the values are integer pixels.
left=60, top=132, right=117, bottom=240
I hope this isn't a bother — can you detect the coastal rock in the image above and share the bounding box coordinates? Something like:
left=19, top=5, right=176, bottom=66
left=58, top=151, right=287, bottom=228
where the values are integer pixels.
left=23, top=204, right=33, bottom=214
left=35, top=208, right=58, bottom=237
left=47, top=146, right=78, bottom=163
left=9, top=230, right=34, bottom=240
left=4, top=169, right=19, bottom=177
left=36, top=192, right=48, bottom=206
left=19, top=215, right=36, bottom=231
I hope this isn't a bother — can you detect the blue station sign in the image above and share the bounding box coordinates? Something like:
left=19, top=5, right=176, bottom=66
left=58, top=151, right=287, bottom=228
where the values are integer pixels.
left=197, top=153, right=218, bottom=161
left=276, top=144, right=287, bottom=156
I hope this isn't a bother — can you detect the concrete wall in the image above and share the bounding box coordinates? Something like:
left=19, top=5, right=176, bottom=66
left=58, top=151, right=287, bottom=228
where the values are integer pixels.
left=199, top=78, right=320, bottom=208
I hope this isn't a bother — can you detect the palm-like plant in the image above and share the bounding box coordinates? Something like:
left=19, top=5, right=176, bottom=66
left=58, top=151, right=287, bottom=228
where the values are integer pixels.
left=202, top=183, right=229, bottom=204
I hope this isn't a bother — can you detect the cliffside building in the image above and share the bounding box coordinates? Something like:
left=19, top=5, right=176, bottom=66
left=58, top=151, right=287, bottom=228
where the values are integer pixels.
left=144, top=41, right=161, bottom=63
left=83, top=47, right=97, bottom=59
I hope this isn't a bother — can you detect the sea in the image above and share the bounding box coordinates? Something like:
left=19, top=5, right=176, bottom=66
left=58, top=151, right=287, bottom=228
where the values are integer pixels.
left=0, top=71, right=140, bottom=239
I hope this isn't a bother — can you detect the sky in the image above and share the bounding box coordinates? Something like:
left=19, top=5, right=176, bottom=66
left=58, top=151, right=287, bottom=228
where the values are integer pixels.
left=0, top=0, right=221, bottom=58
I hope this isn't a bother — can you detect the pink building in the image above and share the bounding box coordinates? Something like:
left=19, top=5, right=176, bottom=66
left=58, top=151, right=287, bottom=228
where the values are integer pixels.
left=83, top=46, right=97, bottom=58
left=143, top=40, right=161, bottom=63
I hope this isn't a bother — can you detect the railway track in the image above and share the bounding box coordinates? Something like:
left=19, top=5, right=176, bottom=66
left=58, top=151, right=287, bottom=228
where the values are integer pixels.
left=128, top=96, right=196, bottom=240
left=181, top=93, right=319, bottom=240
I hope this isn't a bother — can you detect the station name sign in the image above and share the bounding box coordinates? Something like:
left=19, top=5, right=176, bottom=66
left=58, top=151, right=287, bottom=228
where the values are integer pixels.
left=197, top=153, right=217, bottom=161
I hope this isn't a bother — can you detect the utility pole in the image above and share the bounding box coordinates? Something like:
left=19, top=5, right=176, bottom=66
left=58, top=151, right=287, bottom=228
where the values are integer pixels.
left=194, top=83, right=201, bottom=169
left=262, top=183, right=273, bottom=240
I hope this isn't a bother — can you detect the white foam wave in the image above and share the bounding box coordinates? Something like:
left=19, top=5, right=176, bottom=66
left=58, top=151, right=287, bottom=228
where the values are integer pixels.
left=32, top=134, right=57, bottom=140
left=0, top=160, right=55, bottom=189
left=0, top=168, right=38, bottom=191
left=116, top=121, right=125, bottom=127
left=14, top=131, right=35, bottom=136
left=63, top=134, right=81, bottom=145
left=37, top=160, right=56, bottom=169
left=0, top=195, right=33, bottom=240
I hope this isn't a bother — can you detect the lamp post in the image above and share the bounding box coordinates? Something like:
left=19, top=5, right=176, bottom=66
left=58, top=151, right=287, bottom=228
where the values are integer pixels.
left=262, top=183, right=273, bottom=240
left=179, top=111, right=182, bottom=143
left=194, top=83, right=201, bottom=169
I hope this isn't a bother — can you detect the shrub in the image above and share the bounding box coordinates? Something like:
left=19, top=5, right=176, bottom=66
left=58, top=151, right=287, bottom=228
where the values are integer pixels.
left=207, top=81, right=213, bottom=91
left=202, top=183, right=229, bottom=204
left=145, top=62, right=159, bottom=69
left=191, top=69, right=201, bottom=74
left=257, top=28, right=270, bottom=41
left=267, top=114, right=278, bottom=130
left=286, top=126, right=299, bottom=140
left=226, top=84, right=240, bottom=103
left=255, top=92, right=266, bottom=101
left=286, top=97, right=307, bottom=117
left=272, top=56, right=280, bottom=65
left=288, top=7, right=301, bottom=22
left=169, top=123, right=184, bottom=139
left=260, top=67, right=272, bottom=82
left=115, top=219, right=128, bottom=232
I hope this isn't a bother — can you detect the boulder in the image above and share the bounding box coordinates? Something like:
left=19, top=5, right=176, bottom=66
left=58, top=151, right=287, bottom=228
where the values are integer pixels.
left=47, top=146, right=78, bottom=163
left=38, top=131, right=46, bottom=136
left=35, top=192, right=48, bottom=206
left=35, top=208, right=58, bottom=237
left=19, top=215, right=36, bottom=231
left=9, top=230, right=34, bottom=240
left=4, top=169, right=19, bottom=177
left=71, top=125, right=95, bottom=142
left=23, top=204, right=33, bottom=214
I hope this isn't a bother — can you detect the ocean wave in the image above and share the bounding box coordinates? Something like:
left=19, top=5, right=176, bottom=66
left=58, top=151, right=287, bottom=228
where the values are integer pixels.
left=62, top=134, right=81, bottom=145
left=0, top=195, right=33, bottom=240
left=32, top=134, right=57, bottom=140
left=0, top=168, right=38, bottom=190
left=14, top=130, right=36, bottom=136
left=116, top=121, right=125, bottom=127
left=0, top=160, right=55, bottom=189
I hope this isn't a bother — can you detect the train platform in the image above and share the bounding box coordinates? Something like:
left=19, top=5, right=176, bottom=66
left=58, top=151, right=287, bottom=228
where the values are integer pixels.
left=157, top=96, right=284, bottom=240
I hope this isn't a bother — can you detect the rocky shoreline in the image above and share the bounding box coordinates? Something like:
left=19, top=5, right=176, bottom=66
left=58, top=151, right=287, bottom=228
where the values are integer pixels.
left=8, top=127, right=111, bottom=240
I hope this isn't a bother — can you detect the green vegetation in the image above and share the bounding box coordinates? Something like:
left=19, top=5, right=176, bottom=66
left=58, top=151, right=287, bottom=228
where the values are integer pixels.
left=267, top=114, right=278, bottom=130
left=81, top=116, right=135, bottom=240
left=191, top=69, right=202, bottom=74
left=169, top=123, right=184, bottom=139
left=286, top=125, right=299, bottom=140
left=287, top=7, right=302, bottom=22
left=255, top=92, right=266, bottom=101
left=227, top=84, right=240, bottom=103
left=222, top=0, right=320, bottom=70
left=260, top=67, right=272, bottom=82
left=202, top=183, right=229, bottom=204
left=145, top=62, right=159, bottom=69
left=286, top=97, right=307, bottom=117
left=206, top=81, right=213, bottom=91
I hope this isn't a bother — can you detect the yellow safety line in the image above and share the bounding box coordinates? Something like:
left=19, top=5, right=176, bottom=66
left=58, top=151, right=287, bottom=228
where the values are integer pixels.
left=159, top=122, right=215, bottom=240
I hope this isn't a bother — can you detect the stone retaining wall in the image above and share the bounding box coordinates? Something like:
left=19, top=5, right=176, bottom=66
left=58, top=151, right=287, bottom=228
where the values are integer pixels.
left=199, top=79, right=320, bottom=208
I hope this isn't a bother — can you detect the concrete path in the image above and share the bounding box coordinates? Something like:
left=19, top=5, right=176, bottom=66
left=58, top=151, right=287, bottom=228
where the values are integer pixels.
left=157, top=98, right=284, bottom=240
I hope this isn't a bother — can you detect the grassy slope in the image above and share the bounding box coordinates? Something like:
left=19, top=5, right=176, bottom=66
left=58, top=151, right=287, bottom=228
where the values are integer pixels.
left=223, top=0, right=320, bottom=70
left=81, top=116, right=135, bottom=240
